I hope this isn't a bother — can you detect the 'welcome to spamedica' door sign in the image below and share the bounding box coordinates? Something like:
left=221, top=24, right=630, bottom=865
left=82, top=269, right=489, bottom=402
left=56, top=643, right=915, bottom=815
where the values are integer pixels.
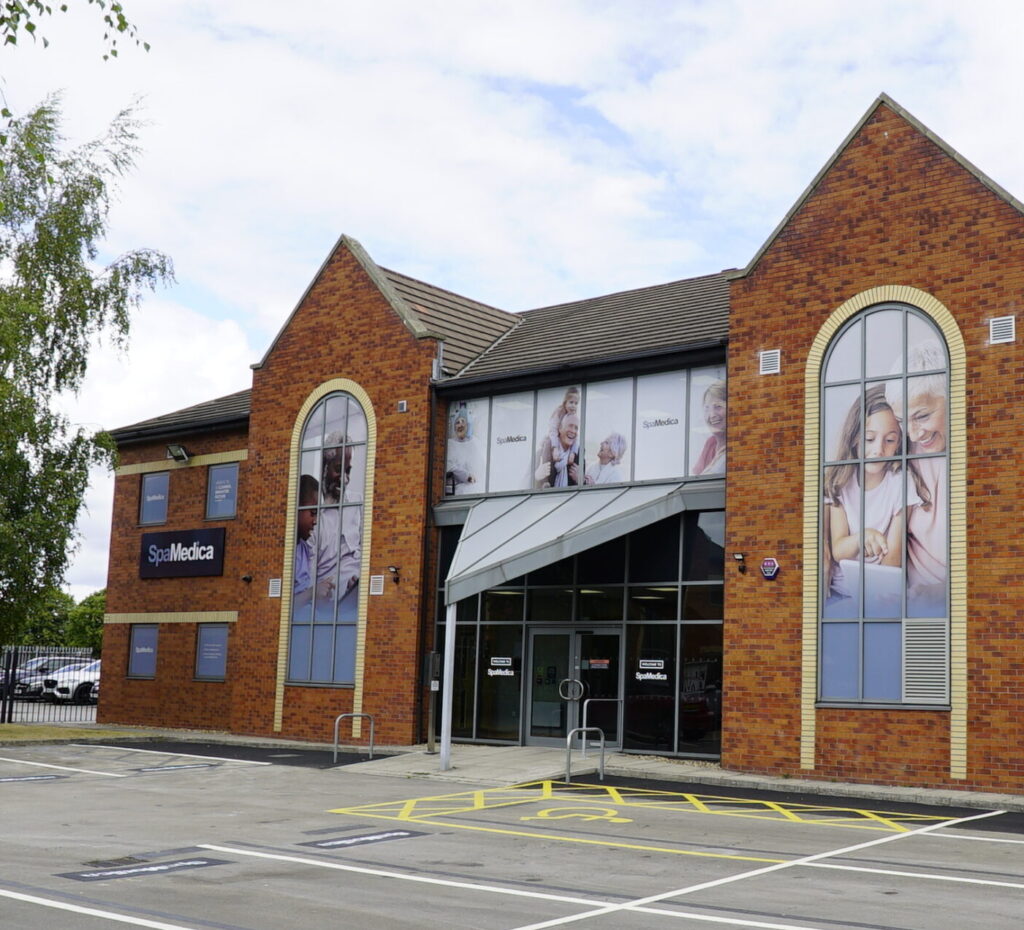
left=139, top=528, right=226, bottom=578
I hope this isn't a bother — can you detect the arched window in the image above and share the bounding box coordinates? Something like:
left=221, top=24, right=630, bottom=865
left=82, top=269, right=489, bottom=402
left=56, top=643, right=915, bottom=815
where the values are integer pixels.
left=820, top=305, right=949, bottom=703
left=288, top=392, right=367, bottom=684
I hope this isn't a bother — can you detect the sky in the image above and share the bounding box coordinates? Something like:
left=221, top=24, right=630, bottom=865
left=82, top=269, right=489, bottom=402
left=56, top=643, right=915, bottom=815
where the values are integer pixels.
left=2, top=0, right=1022, bottom=600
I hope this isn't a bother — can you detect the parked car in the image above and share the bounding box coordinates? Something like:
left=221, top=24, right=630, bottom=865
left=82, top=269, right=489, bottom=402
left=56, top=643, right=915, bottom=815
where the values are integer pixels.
left=41, top=660, right=101, bottom=704
left=11, top=657, right=90, bottom=699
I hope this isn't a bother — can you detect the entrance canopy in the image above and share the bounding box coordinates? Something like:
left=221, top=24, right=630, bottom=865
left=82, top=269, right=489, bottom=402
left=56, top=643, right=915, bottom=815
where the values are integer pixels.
left=441, top=480, right=724, bottom=605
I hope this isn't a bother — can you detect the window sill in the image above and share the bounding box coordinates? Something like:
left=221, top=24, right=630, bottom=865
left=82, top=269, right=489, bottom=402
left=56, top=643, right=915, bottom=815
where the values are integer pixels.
left=816, top=702, right=950, bottom=712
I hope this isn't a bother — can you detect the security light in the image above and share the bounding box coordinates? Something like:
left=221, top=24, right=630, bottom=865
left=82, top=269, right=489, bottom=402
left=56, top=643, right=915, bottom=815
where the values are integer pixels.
left=166, top=443, right=191, bottom=464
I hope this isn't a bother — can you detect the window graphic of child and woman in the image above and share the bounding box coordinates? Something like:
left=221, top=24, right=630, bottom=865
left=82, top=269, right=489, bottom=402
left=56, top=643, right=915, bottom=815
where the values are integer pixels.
left=823, top=339, right=948, bottom=619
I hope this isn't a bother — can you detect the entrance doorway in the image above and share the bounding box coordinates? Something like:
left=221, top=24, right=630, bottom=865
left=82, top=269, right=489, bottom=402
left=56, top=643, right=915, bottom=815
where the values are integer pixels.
left=526, top=628, right=620, bottom=747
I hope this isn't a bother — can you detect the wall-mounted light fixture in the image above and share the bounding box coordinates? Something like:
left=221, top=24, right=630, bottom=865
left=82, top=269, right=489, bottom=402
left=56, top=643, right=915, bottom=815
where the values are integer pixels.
left=733, top=552, right=747, bottom=574
left=166, top=443, right=192, bottom=464
left=388, top=565, right=401, bottom=584
left=241, top=574, right=253, bottom=584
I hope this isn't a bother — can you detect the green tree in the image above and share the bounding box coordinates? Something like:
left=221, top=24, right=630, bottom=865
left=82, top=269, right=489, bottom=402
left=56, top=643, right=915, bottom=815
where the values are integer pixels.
left=0, top=99, right=172, bottom=644
left=0, top=1, right=147, bottom=57
left=66, top=587, right=104, bottom=653
left=17, top=585, right=74, bottom=645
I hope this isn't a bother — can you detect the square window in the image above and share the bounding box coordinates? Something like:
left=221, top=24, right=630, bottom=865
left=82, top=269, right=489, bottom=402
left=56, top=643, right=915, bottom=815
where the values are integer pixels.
left=139, top=472, right=169, bottom=525
left=206, top=463, right=239, bottom=519
left=128, top=624, right=158, bottom=678
left=195, top=624, right=228, bottom=680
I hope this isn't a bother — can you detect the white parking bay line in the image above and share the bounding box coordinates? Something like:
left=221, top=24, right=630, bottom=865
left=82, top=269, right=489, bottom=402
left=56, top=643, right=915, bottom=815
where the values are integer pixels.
left=930, top=830, right=1024, bottom=845
left=0, top=755, right=126, bottom=778
left=73, top=744, right=272, bottom=766
left=806, top=861, right=1024, bottom=889
left=0, top=887, right=200, bottom=928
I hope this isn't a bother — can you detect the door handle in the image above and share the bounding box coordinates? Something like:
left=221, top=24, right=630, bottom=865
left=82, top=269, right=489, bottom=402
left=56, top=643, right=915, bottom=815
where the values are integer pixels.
left=558, top=678, right=584, bottom=701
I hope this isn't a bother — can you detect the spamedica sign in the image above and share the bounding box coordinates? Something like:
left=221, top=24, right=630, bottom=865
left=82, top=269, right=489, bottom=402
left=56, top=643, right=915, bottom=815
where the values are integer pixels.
left=140, top=528, right=225, bottom=578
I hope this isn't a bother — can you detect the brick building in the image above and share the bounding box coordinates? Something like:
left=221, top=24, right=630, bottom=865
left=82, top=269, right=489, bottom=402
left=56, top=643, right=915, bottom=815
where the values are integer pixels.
left=102, top=95, right=1024, bottom=793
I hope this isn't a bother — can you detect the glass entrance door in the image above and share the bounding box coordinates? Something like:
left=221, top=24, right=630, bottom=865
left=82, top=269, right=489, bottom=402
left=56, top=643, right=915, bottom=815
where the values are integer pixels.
left=526, top=628, right=621, bottom=747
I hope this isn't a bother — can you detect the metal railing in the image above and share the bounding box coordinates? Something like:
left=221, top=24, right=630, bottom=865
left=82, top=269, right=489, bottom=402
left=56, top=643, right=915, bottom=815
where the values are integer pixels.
left=565, top=726, right=605, bottom=784
left=580, top=697, right=620, bottom=757
left=332, top=712, right=375, bottom=764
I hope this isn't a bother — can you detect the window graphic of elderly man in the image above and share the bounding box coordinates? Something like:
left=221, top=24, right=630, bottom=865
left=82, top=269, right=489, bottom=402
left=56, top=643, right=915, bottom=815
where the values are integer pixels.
left=535, top=412, right=580, bottom=488
left=293, top=474, right=319, bottom=610
left=313, top=431, right=361, bottom=621
left=584, top=432, right=627, bottom=485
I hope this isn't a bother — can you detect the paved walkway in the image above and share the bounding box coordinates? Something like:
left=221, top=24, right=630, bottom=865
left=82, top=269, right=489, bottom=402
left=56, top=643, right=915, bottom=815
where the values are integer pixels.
left=2, top=722, right=1022, bottom=812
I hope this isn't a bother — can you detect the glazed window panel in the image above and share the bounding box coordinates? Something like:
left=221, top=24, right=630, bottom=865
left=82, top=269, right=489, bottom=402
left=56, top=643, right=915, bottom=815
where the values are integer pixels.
left=819, top=306, right=949, bottom=704
left=128, top=624, right=158, bottom=678
left=634, top=370, right=687, bottom=482
left=445, top=398, right=489, bottom=495
left=139, top=472, right=169, bottom=525
left=582, top=378, right=632, bottom=486
left=688, top=366, right=728, bottom=477
left=288, top=391, right=366, bottom=685
left=206, top=463, right=238, bottom=519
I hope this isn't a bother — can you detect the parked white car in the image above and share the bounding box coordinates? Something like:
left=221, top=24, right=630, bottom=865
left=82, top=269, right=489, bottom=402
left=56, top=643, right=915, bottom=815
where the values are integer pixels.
left=41, top=660, right=101, bottom=704
left=10, top=657, right=90, bottom=699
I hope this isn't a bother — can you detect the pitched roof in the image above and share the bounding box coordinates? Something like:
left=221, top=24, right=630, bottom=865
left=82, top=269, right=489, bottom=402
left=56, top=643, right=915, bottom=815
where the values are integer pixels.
left=448, top=271, right=730, bottom=382
left=109, top=389, right=251, bottom=444
left=729, top=92, right=1024, bottom=281
left=380, top=268, right=519, bottom=376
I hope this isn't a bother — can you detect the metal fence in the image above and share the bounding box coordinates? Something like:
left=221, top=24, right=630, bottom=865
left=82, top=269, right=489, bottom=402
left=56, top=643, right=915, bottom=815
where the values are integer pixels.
left=0, top=645, right=99, bottom=724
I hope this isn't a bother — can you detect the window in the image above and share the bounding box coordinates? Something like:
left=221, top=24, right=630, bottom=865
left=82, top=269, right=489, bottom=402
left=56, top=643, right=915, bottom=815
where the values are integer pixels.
left=206, top=463, right=239, bottom=519
left=195, top=624, right=228, bottom=680
left=139, top=472, right=169, bottom=525
left=288, top=392, right=367, bottom=684
left=128, top=625, right=158, bottom=678
left=820, top=305, right=949, bottom=703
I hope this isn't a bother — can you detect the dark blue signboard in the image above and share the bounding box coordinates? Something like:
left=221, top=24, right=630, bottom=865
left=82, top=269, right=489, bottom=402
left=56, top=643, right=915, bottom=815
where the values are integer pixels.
left=139, top=528, right=226, bottom=578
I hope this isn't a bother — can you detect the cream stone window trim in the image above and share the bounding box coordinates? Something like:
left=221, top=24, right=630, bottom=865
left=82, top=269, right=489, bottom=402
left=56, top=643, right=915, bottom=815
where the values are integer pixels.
left=104, top=611, right=239, bottom=624
left=273, top=379, right=377, bottom=735
left=802, top=285, right=966, bottom=777
left=116, top=450, right=248, bottom=476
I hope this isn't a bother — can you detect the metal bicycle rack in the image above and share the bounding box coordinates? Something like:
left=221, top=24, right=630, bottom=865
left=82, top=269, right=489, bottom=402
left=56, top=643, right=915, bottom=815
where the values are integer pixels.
left=333, top=712, right=375, bottom=764
left=565, top=726, right=605, bottom=784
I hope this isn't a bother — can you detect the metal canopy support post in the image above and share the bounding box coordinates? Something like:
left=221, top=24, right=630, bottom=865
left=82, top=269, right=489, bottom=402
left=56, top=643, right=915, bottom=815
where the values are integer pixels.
left=439, top=602, right=457, bottom=771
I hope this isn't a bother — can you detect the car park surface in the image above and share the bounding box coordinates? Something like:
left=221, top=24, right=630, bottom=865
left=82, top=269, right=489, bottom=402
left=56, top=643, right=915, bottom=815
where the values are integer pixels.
left=0, top=740, right=1022, bottom=929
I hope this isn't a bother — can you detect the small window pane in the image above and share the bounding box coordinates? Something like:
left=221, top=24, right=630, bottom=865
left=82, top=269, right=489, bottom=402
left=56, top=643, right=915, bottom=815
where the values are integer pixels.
left=446, top=399, right=489, bottom=495
left=627, top=587, right=678, bottom=621
left=823, top=384, right=861, bottom=464
left=206, top=463, right=238, bottom=519
left=195, top=624, right=228, bottom=679
left=128, top=624, right=158, bottom=678
left=139, top=472, right=169, bottom=525
left=865, top=310, right=903, bottom=379
left=577, top=587, right=624, bottom=622
left=683, top=512, right=724, bottom=581
left=323, top=394, right=348, bottom=440
left=821, top=623, right=859, bottom=700
left=583, top=378, right=633, bottom=485
left=527, top=588, right=573, bottom=622
left=863, top=622, right=901, bottom=700
left=488, top=392, right=535, bottom=493
left=629, top=516, right=680, bottom=583
left=333, top=624, right=357, bottom=683
left=533, top=385, right=581, bottom=489
left=301, top=404, right=324, bottom=448
left=634, top=370, right=687, bottom=482
left=288, top=625, right=311, bottom=680
left=577, top=537, right=625, bottom=585
left=689, top=367, right=727, bottom=476
left=681, top=585, right=723, bottom=621
left=824, top=320, right=861, bottom=383
left=346, top=397, right=368, bottom=443
left=482, top=590, right=525, bottom=622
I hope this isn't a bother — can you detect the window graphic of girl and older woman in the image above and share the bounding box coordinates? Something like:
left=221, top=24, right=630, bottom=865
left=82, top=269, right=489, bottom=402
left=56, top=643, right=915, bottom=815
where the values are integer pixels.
left=823, top=337, right=948, bottom=620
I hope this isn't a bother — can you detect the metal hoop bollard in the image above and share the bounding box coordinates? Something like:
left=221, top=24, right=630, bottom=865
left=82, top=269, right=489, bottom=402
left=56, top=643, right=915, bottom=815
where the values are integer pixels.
left=565, top=726, right=605, bottom=784
left=333, top=712, right=375, bottom=764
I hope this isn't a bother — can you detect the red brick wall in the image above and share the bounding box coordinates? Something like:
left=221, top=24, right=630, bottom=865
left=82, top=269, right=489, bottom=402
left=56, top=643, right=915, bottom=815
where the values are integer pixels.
left=101, top=242, right=441, bottom=746
left=724, top=101, right=1024, bottom=791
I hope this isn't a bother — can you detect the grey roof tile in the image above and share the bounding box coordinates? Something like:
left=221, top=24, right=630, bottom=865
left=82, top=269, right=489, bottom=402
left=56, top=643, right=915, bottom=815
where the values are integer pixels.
left=450, top=272, right=730, bottom=381
left=381, top=268, right=519, bottom=376
left=110, top=389, right=251, bottom=444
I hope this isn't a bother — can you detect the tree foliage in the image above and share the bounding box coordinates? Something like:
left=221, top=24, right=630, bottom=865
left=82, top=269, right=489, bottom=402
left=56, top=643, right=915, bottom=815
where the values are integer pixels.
left=0, top=99, right=172, bottom=644
left=0, top=0, right=147, bottom=57
left=66, top=587, right=104, bottom=652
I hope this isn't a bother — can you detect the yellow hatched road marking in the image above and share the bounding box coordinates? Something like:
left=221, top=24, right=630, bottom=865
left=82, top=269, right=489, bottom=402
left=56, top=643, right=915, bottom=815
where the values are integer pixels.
left=329, top=780, right=947, bottom=859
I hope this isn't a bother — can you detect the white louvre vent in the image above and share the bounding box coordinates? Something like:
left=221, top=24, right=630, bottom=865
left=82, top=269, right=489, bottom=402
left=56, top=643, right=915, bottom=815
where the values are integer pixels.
left=759, top=349, right=782, bottom=375
left=268, top=578, right=282, bottom=598
left=397, top=400, right=408, bottom=413
left=369, top=575, right=385, bottom=595
left=989, top=316, right=1015, bottom=344
left=903, top=620, right=949, bottom=704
